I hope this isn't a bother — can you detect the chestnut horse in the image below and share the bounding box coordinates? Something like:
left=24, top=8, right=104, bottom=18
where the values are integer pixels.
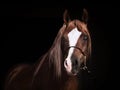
left=4, top=9, right=91, bottom=90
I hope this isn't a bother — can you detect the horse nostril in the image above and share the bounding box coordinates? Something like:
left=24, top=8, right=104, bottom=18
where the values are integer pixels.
left=75, top=59, right=78, bottom=65
left=64, top=60, right=68, bottom=67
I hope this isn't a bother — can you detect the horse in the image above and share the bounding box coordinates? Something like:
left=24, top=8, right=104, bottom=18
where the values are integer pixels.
left=4, top=9, right=92, bottom=90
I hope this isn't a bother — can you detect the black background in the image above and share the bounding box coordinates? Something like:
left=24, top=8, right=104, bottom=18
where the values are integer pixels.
left=1, top=2, right=118, bottom=90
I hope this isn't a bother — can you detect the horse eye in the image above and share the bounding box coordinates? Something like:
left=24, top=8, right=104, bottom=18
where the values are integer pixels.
left=83, top=35, right=88, bottom=40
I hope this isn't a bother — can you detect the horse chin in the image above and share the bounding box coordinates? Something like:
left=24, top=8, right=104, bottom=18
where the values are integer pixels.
left=72, top=70, right=79, bottom=76
left=72, top=72, right=78, bottom=76
left=66, top=70, right=79, bottom=76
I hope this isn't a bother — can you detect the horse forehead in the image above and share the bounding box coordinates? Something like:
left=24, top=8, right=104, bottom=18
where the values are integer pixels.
left=67, top=27, right=82, bottom=46
left=68, top=27, right=81, bottom=34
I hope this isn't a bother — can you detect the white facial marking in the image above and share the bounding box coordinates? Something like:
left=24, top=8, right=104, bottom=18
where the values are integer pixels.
left=64, top=27, right=82, bottom=73
left=68, top=28, right=82, bottom=46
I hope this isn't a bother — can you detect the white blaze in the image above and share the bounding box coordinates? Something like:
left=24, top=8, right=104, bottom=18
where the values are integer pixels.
left=64, top=27, right=82, bottom=73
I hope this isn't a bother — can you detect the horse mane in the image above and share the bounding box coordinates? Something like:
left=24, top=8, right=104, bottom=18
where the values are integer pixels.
left=34, top=24, right=66, bottom=78
left=48, top=24, right=66, bottom=77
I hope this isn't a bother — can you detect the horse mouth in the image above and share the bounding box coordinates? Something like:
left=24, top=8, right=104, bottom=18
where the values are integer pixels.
left=72, top=71, right=79, bottom=76
left=65, top=67, right=80, bottom=76
left=71, top=66, right=80, bottom=76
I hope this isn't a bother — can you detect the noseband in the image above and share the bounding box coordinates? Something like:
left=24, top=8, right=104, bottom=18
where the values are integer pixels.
left=68, top=46, right=90, bottom=73
left=69, top=46, right=86, bottom=56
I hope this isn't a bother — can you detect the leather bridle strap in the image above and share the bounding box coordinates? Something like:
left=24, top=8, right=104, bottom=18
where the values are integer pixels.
left=68, top=46, right=86, bottom=56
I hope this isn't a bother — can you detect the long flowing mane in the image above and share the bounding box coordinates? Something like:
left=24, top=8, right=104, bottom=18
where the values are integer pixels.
left=34, top=24, right=66, bottom=78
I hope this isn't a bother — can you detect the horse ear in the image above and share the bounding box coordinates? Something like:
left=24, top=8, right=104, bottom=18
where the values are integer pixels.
left=63, top=9, right=70, bottom=24
left=82, top=8, right=88, bottom=24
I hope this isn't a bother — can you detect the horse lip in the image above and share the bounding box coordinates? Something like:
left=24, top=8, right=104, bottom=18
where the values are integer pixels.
left=73, top=72, right=78, bottom=76
left=71, top=70, right=79, bottom=76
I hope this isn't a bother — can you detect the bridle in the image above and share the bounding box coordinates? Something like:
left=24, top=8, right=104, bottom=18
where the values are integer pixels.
left=69, top=46, right=86, bottom=56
